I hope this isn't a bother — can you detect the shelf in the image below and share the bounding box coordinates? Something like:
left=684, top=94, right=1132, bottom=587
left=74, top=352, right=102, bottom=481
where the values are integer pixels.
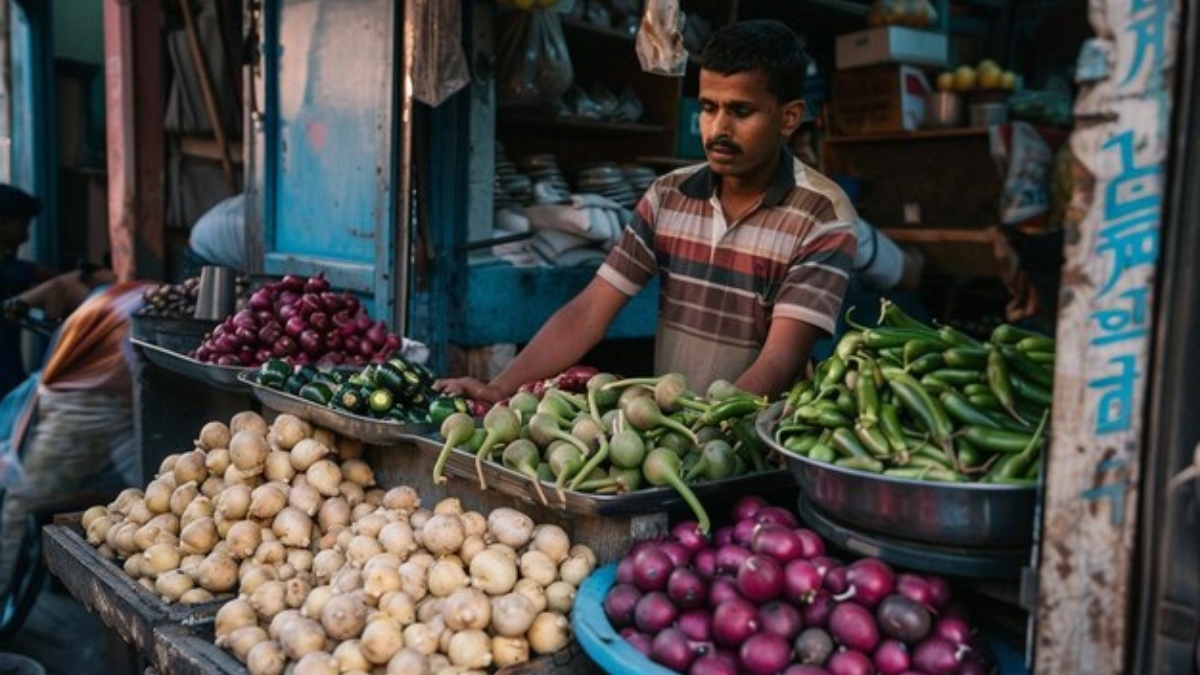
left=499, top=110, right=667, bottom=134
left=825, top=127, right=990, bottom=144
left=561, top=17, right=636, bottom=42
left=882, top=226, right=1016, bottom=279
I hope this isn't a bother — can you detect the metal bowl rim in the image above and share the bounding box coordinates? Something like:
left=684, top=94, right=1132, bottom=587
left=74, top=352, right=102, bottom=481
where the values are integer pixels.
left=756, top=401, right=1036, bottom=493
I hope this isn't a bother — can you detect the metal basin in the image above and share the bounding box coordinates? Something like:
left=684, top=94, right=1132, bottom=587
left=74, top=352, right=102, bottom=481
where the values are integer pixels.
left=756, top=402, right=1037, bottom=548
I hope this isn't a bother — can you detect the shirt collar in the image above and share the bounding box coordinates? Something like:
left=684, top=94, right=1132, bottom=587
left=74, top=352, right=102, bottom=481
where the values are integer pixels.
left=678, top=148, right=798, bottom=207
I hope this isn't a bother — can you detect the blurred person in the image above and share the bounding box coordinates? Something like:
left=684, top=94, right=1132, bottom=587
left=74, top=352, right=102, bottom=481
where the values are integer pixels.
left=0, top=185, right=55, bottom=398
left=0, top=276, right=148, bottom=592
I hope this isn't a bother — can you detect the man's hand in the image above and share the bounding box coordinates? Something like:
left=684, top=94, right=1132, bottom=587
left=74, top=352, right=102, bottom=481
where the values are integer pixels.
left=433, top=377, right=505, bottom=404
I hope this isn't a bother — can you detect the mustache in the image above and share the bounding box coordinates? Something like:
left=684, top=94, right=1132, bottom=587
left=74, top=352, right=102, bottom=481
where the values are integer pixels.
left=706, top=137, right=741, bottom=153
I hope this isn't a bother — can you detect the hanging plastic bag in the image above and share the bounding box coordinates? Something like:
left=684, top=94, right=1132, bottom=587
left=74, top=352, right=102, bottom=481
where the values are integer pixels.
left=498, top=10, right=575, bottom=106
left=989, top=121, right=1052, bottom=227
left=636, top=0, right=687, bottom=77
left=411, top=0, right=472, bottom=106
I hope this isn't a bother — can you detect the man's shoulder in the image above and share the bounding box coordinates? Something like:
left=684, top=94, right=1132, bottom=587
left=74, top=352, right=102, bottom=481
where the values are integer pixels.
left=784, top=164, right=858, bottom=223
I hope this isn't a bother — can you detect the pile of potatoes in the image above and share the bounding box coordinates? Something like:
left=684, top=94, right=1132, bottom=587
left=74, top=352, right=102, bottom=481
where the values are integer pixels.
left=79, top=411, right=596, bottom=675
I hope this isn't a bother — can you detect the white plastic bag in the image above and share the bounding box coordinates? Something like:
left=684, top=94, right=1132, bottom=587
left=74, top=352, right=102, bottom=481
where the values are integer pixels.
left=411, top=0, right=471, bottom=106
left=990, top=121, right=1052, bottom=226
left=636, top=0, right=687, bottom=76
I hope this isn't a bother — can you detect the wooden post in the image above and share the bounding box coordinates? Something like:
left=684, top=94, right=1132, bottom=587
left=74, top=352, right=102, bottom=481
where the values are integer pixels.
left=1034, top=0, right=1180, bottom=669
left=103, top=0, right=164, bottom=281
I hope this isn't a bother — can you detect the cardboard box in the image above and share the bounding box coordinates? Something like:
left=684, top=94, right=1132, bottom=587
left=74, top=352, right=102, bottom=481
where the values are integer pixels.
left=830, top=64, right=932, bottom=135
left=836, top=26, right=948, bottom=70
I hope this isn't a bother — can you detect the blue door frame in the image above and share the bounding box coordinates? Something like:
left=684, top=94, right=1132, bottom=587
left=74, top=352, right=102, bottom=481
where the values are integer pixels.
left=8, top=0, right=56, bottom=268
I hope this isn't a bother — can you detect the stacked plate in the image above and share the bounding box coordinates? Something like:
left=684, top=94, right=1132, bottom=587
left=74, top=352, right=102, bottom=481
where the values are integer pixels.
left=575, top=162, right=639, bottom=209
left=620, top=164, right=658, bottom=195
left=495, top=146, right=533, bottom=209
left=517, top=154, right=572, bottom=201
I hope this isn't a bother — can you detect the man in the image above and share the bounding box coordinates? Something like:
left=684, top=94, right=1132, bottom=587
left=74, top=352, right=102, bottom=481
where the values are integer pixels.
left=0, top=185, right=54, bottom=398
left=439, top=20, right=857, bottom=401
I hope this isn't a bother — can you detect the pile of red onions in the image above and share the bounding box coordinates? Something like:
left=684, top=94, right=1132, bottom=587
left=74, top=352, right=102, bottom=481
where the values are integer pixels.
left=604, top=496, right=995, bottom=675
left=190, top=273, right=402, bottom=368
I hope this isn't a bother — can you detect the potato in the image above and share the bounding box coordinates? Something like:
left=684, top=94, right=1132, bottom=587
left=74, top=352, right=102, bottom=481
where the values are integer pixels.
left=320, top=591, right=370, bottom=640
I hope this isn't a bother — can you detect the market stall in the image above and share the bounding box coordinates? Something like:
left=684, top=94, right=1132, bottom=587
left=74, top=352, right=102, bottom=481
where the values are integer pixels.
left=25, top=0, right=1191, bottom=670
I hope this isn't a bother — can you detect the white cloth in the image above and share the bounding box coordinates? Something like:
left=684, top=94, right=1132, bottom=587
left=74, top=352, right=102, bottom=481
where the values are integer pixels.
left=188, top=193, right=247, bottom=271
left=854, top=219, right=905, bottom=290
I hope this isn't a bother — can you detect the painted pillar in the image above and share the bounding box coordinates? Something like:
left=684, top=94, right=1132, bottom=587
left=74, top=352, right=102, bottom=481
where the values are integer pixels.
left=1033, top=0, right=1180, bottom=668
left=102, top=0, right=163, bottom=281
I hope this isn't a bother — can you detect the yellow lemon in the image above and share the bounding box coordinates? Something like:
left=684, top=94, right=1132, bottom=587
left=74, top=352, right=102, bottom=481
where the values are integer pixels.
left=936, top=71, right=955, bottom=92
left=953, top=65, right=977, bottom=92
left=1000, top=71, right=1017, bottom=90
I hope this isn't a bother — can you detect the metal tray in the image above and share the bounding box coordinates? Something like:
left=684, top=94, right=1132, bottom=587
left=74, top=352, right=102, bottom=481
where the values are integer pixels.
left=407, top=433, right=796, bottom=517
left=756, top=401, right=1037, bottom=548
left=132, top=337, right=250, bottom=393
left=238, top=371, right=433, bottom=445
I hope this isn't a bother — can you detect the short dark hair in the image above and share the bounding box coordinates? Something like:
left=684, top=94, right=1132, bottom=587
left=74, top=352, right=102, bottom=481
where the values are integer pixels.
left=0, top=184, right=42, bottom=220
left=699, top=20, right=810, bottom=103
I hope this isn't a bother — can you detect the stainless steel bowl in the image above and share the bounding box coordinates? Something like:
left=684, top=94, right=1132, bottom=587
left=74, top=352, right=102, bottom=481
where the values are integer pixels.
left=923, top=91, right=964, bottom=129
left=756, top=402, right=1037, bottom=548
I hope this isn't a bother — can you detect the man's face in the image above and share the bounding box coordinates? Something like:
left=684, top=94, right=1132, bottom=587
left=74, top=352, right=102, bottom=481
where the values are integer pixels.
left=698, top=68, right=804, bottom=186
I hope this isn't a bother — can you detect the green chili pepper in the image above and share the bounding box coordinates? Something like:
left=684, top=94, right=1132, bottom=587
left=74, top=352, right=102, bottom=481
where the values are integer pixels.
left=905, top=455, right=954, bottom=472
left=926, top=368, right=985, bottom=386
left=907, top=352, right=946, bottom=374
left=809, top=443, right=838, bottom=464
left=942, top=347, right=988, bottom=369
left=884, top=466, right=967, bottom=482
left=834, top=385, right=858, bottom=417
left=834, top=330, right=864, bottom=362
left=782, top=379, right=814, bottom=416
left=909, top=440, right=955, bottom=466
left=938, top=324, right=985, bottom=348
left=1011, top=372, right=1053, bottom=408
left=783, top=433, right=820, bottom=456
left=879, top=299, right=933, bottom=331
left=955, top=437, right=987, bottom=470
left=918, top=375, right=953, bottom=395
left=731, top=416, right=768, bottom=473
left=962, top=425, right=1042, bottom=454
left=883, top=368, right=953, bottom=445
left=862, top=328, right=946, bottom=350
left=835, top=456, right=885, bottom=473
left=854, top=357, right=880, bottom=427
left=876, top=347, right=905, bottom=367
left=854, top=424, right=892, bottom=457
left=821, top=355, right=849, bottom=391
left=1025, top=456, right=1044, bottom=480
left=940, top=390, right=1002, bottom=429
left=1002, top=346, right=1054, bottom=389
left=879, top=403, right=910, bottom=454
left=986, top=347, right=1024, bottom=422
left=691, top=394, right=764, bottom=429
left=1016, top=335, right=1056, bottom=353
left=991, top=323, right=1050, bottom=345
left=989, top=410, right=1050, bottom=480
left=903, top=339, right=946, bottom=364
left=968, top=393, right=1004, bottom=413
left=1024, top=351, right=1056, bottom=365
left=831, top=427, right=870, bottom=459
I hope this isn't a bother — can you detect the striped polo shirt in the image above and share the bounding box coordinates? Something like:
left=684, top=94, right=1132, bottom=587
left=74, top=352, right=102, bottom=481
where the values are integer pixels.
left=597, top=149, right=858, bottom=390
